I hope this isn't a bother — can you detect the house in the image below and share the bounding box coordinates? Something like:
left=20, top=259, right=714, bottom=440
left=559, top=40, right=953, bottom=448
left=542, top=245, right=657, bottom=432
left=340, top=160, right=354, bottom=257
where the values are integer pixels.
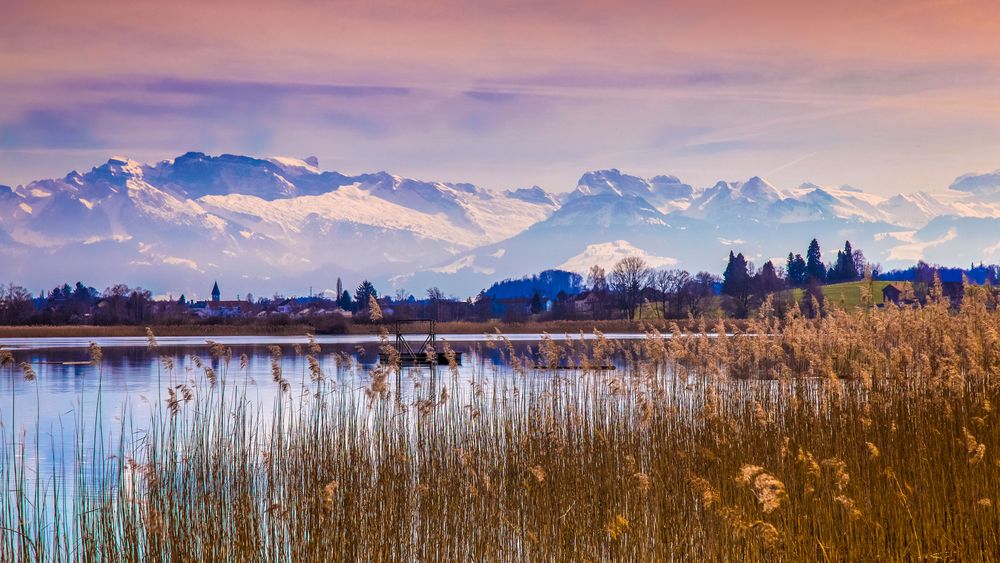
left=882, top=282, right=914, bottom=306
left=189, top=282, right=257, bottom=318
left=573, top=291, right=600, bottom=313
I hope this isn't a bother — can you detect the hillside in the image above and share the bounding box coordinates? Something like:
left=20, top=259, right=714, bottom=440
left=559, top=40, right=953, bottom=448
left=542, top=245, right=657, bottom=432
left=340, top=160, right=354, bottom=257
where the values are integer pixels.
left=790, top=280, right=894, bottom=311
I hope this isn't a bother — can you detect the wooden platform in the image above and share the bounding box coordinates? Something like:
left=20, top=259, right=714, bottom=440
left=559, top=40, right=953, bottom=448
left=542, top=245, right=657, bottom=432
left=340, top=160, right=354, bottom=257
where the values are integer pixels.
left=379, top=351, right=463, bottom=366
left=379, top=319, right=462, bottom=366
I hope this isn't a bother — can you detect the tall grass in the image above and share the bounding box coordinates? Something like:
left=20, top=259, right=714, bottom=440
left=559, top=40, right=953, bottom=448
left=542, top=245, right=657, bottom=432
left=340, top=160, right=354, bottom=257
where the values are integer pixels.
left=2, top=282, right=1000, bottom=560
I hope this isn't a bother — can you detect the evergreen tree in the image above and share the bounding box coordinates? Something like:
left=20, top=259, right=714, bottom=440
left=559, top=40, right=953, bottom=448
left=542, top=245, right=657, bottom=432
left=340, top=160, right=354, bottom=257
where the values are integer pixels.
left=836, top=240, right=857, bottom=280
left=806, top=239, right=825, bottom=282
left=722, top=251, right=752, bottom=316
left=354, top=280, right=377, bottom=312
left=338, top=290, right=353, bottom=311
left=786, top=252, right=807, bottom=286
left=722, top=252, right=750, bottom=298
left=752, top=260, right=784, bottom=295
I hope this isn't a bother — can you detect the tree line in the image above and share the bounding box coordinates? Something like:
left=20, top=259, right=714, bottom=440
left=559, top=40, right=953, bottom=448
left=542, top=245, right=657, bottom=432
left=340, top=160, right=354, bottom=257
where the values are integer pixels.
left=6, top=237, right=997, bottom=326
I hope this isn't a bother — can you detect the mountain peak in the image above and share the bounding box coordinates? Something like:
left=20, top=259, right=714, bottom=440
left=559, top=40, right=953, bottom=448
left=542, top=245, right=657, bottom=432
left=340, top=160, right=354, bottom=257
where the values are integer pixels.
left=738, top=176, right=781, bottom=202
left=574, top=169, right=692, bottom=203
left=268, top=156, right=321, bottom=174
left=87, top=157, right=144, bottom=184
left=506, top=186, right=556, bottom=205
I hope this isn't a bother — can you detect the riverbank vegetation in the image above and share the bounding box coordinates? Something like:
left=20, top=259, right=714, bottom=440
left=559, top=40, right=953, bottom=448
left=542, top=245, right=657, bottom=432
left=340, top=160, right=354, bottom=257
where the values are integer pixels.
left=3, top=239, right=999, bottom=334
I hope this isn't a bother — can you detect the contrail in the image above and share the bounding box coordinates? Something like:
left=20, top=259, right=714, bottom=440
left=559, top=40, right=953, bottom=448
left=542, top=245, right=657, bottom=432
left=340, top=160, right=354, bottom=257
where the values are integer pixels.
left=766, top=152, right=817, bottom=176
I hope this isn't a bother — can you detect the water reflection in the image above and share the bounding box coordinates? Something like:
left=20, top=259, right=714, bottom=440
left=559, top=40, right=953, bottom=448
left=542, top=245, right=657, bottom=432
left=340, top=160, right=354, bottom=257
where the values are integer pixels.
left=1, top=335, right=631, bottom=508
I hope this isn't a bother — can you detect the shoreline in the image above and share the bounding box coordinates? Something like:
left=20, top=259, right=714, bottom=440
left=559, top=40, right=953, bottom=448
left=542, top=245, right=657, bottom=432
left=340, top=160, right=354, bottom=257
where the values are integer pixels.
left=0, top=318, right=745, bottom=339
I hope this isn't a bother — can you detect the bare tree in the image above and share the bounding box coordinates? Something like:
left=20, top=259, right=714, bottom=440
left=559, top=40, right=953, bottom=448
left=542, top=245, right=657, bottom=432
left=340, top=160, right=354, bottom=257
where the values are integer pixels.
left=610, top=257, right=651, bottom=320
left=0, top=283, right=33, bottom=325
left=587, top=265, right=608, bottom=292
left=654, top=269, right=691, bottom=319
left=682, top=272, right=717, bottom=317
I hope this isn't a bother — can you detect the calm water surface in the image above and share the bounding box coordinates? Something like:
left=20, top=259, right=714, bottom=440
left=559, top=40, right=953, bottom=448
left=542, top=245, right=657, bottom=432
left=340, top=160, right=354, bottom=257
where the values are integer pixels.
left=0, top=333, right=648, bottom=504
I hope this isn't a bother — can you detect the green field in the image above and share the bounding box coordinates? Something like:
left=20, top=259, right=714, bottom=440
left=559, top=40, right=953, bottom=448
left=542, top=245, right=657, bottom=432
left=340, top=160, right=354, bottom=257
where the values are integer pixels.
left=790, top=279, right=893, bottom=310
left=634, top=280, right=894, bottom=319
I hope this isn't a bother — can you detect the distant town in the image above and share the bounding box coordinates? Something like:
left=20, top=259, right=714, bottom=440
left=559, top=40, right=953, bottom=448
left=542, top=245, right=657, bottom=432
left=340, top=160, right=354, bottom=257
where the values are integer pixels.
left=1, top=238, right=998, bottom=329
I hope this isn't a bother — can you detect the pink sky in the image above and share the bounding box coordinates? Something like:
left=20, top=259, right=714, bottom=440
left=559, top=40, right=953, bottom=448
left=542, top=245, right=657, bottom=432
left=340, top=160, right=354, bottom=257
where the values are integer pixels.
left=2, top=0, right=999, bottom=193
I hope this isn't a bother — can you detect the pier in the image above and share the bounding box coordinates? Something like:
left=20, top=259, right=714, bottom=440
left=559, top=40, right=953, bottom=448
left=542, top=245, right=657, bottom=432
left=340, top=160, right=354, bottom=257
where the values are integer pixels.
left=378, top=319, right=462, bottom=366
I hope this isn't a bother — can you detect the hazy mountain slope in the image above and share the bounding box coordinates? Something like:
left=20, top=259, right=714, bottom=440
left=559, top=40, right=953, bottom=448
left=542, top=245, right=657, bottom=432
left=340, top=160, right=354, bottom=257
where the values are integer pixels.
left=4, top=155, right=1000, bottom=298
left=399, top=169, right=1000, bottom=295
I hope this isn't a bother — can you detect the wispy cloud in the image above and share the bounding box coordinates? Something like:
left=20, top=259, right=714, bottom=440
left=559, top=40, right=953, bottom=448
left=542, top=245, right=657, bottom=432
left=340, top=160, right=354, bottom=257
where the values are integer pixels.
left=0, top=0, right=999, bottom=192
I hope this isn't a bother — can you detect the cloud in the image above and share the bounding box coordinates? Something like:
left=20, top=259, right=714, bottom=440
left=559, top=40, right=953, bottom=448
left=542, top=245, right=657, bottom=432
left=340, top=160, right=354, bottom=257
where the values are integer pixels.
left=886, top=228, right=958, bottom=262
left=1, top=0, right=1000, bottom=193
left=950, top=170, right=1000, bottom=195
left=0, top=109, right=100, bottom=149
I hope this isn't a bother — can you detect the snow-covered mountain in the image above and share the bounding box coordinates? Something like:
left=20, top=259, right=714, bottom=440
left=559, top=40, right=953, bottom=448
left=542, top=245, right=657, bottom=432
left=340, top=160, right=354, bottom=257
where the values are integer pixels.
left=396, top=169, right=1000, bottom=295
left=0, top=153, right=556, bottom=298
left=3, top=155, right=1000, bottom=298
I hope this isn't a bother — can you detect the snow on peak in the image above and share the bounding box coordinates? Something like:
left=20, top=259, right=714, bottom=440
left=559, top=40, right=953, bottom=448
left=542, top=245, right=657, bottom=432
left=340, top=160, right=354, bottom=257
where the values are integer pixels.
left=575, top=169, right=639, bottom=197
left=736, top=176, right=782, bottom=203
left=100, top=157, right=144, bottom=178
left=558, top=240, right=677, bottom=274
left=506, top=186, right=556, bottom=205
left=267, top=156, right=321, bottom=174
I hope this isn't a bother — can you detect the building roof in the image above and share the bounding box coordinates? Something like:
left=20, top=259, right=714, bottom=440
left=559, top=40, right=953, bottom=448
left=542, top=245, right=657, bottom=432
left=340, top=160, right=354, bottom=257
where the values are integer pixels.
left=883, top=282, right=912, bottom=293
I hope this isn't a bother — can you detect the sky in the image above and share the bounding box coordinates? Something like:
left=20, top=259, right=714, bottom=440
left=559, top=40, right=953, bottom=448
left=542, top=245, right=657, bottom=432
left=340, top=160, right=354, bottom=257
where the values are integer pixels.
left=1, top=0, right=999, bottom=194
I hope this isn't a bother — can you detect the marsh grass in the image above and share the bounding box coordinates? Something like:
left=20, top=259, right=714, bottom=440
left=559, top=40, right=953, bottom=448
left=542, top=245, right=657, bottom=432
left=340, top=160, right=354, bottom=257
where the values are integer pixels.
left=2, top=283, right=1000, bottom=560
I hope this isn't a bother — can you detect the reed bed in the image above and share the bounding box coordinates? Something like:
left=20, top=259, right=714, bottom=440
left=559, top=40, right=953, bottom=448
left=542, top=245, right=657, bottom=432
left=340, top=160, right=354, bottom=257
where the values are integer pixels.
left=2, top=283, right=1000, bottom=561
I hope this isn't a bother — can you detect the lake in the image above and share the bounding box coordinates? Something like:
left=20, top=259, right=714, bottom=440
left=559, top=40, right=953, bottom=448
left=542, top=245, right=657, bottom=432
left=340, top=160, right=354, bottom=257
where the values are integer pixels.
left=0, top=333, right=651, bottom=509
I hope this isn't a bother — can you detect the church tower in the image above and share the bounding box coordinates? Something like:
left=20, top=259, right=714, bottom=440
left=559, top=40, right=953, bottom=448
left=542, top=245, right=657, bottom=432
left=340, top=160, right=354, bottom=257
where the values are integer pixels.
left=211, top=281, right=221, bottom=302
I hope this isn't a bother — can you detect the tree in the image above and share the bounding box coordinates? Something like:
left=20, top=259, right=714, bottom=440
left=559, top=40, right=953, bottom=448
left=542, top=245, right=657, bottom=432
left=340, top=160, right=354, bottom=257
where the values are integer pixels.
left=653, top=270, right=673, bottom=318
left=806, top=239, right=825, bottom=283
left=102, top=284, right=131, bottom=324
left=354, top=280, right=377, bottom=313
left=473, top=290, right=493, bottom=321
left=722, top=251, right=752, bottom=317
left=425, top=286, right=445, bottom=320
left=829, top=240, right=858, bottom=282
left=126, top=287, right=152, bottom=324
left=609, top=257, right=651, bottom=320
left=851, top=248, right=868, bottom=279
left=659, top=269, right=691, bottom=318
left=786, top=253, right=807, bottom=287
left=0, top=283, right=33, bottom=325
left=752, top=260, right=785, bottom=296
left=338, top=290, right=353, bottom=312
left=587, top=265, right=608, bottom=292
left=682, top=272, right=717, bottom=317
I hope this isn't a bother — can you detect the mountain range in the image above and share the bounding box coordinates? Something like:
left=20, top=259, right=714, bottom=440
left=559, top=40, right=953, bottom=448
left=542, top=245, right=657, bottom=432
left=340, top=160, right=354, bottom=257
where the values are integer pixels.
left=3, top=152, right=1000, bottom=299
